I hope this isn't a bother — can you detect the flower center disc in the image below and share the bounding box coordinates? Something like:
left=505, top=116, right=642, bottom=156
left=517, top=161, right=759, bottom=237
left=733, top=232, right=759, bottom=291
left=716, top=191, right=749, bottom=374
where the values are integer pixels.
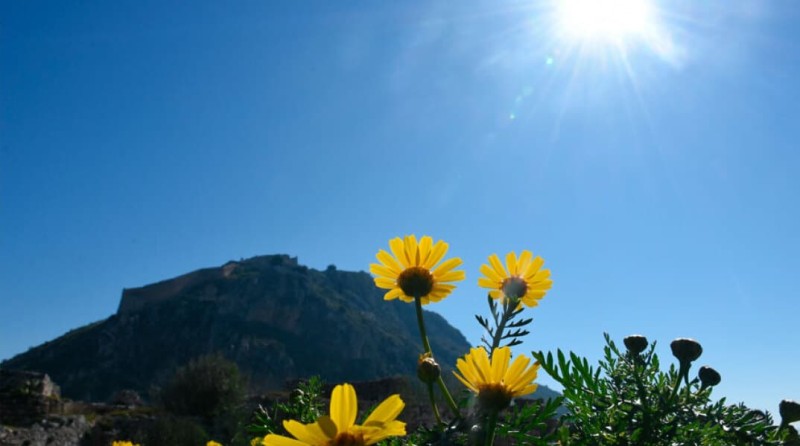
left=330, top=432, right=364, bottom=446
left=397, top=266, right=435, bottom=297
left=477, top=383, right=513, bottom=412
left=501, top=276, right=528, bottom=299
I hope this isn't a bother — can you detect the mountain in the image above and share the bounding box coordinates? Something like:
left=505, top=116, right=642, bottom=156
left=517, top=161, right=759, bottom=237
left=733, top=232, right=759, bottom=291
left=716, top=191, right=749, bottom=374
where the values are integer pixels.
left=1, top=255, right=472, bottom=402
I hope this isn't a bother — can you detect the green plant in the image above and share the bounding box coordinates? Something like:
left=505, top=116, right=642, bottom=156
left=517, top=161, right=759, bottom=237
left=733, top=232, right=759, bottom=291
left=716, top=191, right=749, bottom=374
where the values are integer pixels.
left=249, top=237, right=798, bottom=446
left=496, top=397, right=564, bottom=445
left=145, top=415, right=209, bottom=446
left=532, top=333, right=791, bottom=445
left=245, top=376, right=325, bottom=439
left=160, top=353, right=246, bottom=422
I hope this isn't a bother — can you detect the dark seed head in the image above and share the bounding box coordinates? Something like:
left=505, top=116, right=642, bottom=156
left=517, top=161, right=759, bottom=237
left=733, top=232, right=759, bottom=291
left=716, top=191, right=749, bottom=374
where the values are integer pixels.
left=477, top=383, right=513, bottom=413
left=780, top=400, right=800, bottom=425
left=501, top=277, right=528, bottom=300
left=331, top=432, right=365, bottom=446
left=397, top=266, right=434, bottom=297
left=671, top=338, right=703, bottom=363
left=623, top=335, right=649, bottom=355
left=698, top=366, right=721, bottom=388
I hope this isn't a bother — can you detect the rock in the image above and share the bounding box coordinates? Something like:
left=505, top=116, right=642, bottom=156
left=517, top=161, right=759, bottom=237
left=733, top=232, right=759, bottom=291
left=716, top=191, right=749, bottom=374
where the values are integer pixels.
left=109, top=389, right=143, bottom=407
left=0, top=415, right=90, bottom=446
left=0, top=370, right=63, bottom=426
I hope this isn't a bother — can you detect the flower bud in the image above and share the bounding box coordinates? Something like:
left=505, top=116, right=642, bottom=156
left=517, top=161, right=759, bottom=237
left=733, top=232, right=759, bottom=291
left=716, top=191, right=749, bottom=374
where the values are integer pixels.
left=780, top=400, right=800, bottom=426
left=417, top=352, right=441, bottom=384
left=698, top=366, right=721, bottom=389
left=670, top=338, right=702, bottom=364
left=623, top=335, right=648, bottom=355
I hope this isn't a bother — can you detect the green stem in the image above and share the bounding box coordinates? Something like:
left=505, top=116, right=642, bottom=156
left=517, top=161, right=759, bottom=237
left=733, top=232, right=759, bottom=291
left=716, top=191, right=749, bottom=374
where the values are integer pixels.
left=414, top=296, right=461, bottom=418
left=669, top=375, right=681, bottom=401
left=670, top=363, right=688, bottom=402
left=484, top=411, right=498, bottom=446
left=490, top=297, right=518, bottom=353
left=436, top=376, right=460, bottom=419
left=632, top=359, right=651, bottom=444
left=426, top=383, right=443, bottom=425
left=414, top=296, right=433, bottom=354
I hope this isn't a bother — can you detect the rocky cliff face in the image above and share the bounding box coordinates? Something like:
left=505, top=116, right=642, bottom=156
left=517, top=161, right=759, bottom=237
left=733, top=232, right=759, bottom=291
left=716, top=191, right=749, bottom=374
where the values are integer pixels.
left=1, top=255, right=471, bottom=402
left=0, top=370, right=62, bottom=426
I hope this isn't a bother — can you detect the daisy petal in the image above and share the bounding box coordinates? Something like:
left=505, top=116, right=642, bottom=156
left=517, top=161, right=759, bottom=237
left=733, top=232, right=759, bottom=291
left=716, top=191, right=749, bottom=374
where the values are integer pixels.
left=374, top=277, right=397, bottom=289
left=262, top=435, right=309, bottom=446
left=453, top=370, right=479, bottom=393
left=479, top=264, right=503, bottom=283
left=524, top=257, right=545, bottom=279
left=369, top=264, right=398, bottom=279
left=505, top=252, right=518, bottom=276
left=418, top=236, right=433, bottom=266
left=478, top=277, right=498, bottom=289
left=404, top=235, right=419, bottom=266
left=330, top=384, right=357, bottom=431
left=389, top=238, right=409, bottom=268
left=424, top=241, right=448, bottom=268
left=490, top=347, right=511, bottom=382
left=436, top=270, right=465, bottom=283
left=375, top=250, right=402, bottom=274
left=283, top=420, right=332, bottom=445
left=488, top=254, right=507, bottom=277
left=432, top=258, right=463, bottom=276
left=383, top=288, right=402, bottom=301
left=364, top=394, right=404, bottom=426
left=517, top=250, right=533, bottom=274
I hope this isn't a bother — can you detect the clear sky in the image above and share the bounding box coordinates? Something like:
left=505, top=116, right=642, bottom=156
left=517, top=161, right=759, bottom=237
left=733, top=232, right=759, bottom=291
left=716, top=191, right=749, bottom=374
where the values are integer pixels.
left=1, top=0, right=798, bottom=417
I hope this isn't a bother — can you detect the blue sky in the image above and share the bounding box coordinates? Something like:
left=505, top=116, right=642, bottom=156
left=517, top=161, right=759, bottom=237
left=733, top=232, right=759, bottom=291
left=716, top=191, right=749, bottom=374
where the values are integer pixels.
left=2, top=0, right=798, bottom=417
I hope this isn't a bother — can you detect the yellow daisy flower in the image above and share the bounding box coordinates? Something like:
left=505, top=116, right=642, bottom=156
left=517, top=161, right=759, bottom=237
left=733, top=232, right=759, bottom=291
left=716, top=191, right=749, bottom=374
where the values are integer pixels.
left=263, top=383, right=406, bottom=446
left=478, top=250, right=552, bottom=308
left=454, top=346, right=540, bottom=412
left=207, top=442, right=223, bottom=446
left=370, top=235, right=465, bottom=305
left=111, top=442, right=140, bottom=446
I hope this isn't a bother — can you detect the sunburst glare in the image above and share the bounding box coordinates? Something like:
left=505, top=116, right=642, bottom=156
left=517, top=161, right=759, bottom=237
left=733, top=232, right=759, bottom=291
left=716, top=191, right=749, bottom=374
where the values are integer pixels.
left=556, top=0, right=655, bottom=41
left=472, top=0, right=692, bottom=139
left=549, top=0, right=684, bottom=66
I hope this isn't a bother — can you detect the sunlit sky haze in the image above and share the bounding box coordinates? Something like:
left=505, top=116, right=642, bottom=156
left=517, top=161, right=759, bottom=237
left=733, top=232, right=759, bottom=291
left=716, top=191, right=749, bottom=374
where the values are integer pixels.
left=1, top=0, right=799, bottom=417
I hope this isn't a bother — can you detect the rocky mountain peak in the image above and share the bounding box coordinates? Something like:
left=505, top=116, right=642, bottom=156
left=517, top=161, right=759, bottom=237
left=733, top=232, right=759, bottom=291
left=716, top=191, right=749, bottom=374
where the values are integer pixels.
left=2, top=255, right=470, bottom=402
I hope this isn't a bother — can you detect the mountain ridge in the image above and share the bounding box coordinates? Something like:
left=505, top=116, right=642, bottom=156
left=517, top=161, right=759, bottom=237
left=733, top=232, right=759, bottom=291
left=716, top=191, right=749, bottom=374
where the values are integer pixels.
left=2, top=254, right=472, bottom=402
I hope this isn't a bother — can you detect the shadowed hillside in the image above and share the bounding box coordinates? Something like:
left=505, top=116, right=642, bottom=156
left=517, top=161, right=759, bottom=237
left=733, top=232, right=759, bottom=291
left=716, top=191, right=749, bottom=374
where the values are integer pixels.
left=2, top=255, right=472, bottom=402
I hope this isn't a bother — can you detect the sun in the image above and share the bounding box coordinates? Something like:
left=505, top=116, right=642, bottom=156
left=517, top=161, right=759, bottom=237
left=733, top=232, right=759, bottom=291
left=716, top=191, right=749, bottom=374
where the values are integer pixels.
left=555, top=0, right=657, bottom=42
